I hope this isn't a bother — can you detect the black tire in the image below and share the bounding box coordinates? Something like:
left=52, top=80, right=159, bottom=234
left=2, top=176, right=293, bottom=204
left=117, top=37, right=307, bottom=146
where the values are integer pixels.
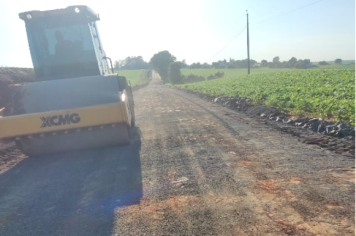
left=128, top=88, right=135, bottom=127
left=118, top=76, right=135, bottom=127
left=130, top=102, right=136, bottom=127
left=118, top=76, right=128, bottom=91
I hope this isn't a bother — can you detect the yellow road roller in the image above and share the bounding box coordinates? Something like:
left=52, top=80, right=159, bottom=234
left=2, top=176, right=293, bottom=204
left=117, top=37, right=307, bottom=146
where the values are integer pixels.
left=0, top=6, right=136, bottom=156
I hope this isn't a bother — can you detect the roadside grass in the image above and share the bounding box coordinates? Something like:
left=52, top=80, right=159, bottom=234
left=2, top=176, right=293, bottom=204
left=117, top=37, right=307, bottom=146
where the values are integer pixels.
left=115, top=69, right=149, bottom=86
left=177, top=69, right=355, bottom=124
left=181, top=64, right=355, bottom=79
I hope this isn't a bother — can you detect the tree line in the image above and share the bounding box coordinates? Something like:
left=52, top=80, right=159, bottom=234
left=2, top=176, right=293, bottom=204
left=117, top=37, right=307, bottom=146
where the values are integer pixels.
left=115, top=52, right=349, bottom=85
left=115, top=55, right=347, bottom=71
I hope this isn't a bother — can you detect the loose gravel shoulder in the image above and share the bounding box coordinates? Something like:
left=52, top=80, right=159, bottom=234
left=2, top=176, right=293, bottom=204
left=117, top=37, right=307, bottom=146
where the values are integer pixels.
left=0, top=74, right=354, bottom=236
left=0, top=142, right=26, bottom=175
left=177, top=89, right=355, bottom=158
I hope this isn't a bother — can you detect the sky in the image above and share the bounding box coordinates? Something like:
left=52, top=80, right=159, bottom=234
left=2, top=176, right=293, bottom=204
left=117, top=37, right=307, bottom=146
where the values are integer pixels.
left=0, top=0, right=354, bottom=67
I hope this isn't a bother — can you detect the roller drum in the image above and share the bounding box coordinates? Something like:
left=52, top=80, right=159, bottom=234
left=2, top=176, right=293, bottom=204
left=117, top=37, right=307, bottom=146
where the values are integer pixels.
left=15, top=123, right=130, bottom=156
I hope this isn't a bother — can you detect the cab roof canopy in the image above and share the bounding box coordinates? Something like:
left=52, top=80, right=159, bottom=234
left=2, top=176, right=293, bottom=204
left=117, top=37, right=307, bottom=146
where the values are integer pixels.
left=19, top=5, right=99, bottom=22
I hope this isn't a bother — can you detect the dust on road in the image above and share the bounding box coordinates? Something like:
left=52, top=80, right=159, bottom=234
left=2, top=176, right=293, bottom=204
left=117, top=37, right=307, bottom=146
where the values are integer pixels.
left=0, top=74, right=354, bottom=236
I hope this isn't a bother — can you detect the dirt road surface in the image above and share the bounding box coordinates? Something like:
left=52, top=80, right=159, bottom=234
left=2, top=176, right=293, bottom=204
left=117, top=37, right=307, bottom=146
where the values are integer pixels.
left=0, top=73, right=354, bottom=235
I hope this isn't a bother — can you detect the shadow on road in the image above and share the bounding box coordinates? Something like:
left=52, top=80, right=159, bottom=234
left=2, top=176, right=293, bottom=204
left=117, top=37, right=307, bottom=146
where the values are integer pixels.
left=0, top=127, right=142, bottom=236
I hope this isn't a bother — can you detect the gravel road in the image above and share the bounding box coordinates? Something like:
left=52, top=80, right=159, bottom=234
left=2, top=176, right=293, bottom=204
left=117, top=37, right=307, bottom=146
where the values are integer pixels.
left=0, top=74, right=354, bottom=236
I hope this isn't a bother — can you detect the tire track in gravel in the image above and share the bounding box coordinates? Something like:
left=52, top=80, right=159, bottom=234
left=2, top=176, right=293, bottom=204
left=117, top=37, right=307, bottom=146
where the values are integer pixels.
left=167, top=91, right=287, bottom=235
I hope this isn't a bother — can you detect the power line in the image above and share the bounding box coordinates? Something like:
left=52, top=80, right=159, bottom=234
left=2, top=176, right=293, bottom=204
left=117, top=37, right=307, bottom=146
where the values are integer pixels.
left=207, top=26, right=246, bottom=63
left=251, top=2, right=304, bottom=23
left=252, top=0, right=324, bottom=25
left=205, top=0, right=325, bottom=63
left=203, top=12, right=246, bottom=63
left=231, top=13, right=245, bottom=30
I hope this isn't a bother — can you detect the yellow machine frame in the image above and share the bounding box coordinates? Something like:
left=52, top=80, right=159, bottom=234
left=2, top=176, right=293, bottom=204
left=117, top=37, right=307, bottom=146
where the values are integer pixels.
left=0, top=101, right=131, bottom=139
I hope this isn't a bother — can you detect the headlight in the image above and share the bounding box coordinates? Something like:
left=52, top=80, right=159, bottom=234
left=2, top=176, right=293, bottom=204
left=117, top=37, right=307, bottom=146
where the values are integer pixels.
left=26, top=14, right=32, bottom=19
left=121, top=93, right=126, bottom=101
left=74, top=7, right=80, bottom=13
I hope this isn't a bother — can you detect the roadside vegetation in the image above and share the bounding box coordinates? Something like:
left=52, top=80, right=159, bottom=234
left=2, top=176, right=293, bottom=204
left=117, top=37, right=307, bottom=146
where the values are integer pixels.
left=0, top=67, right=35, bottom=110
left=178, top=69, right=355, bottom=124
left=186, top=57, right=354, bottom=70
left=114, top=69, right=150, bottom=86
left=182, top=64, right=354, bottom=79
left=114, top=56, right=149, bottom=70
left=182, top=68, right=293, bottom=79
left=115, top=52, right=354, bottom=86
left=146, top=51, right=355, bottom=124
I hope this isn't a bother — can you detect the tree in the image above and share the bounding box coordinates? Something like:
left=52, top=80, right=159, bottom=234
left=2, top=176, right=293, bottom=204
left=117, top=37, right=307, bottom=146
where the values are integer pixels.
left=115, top=56, right=149, bottom=70
left=318, top=61, right=329, bottom=65
left=294, top=59, right=311, bottom=69
left=149, top=51, right=176, bottom=83
left=181, top=59, right=188, bottom=68
left=250, top=59, right=257, bottom=67
left=168, top=62, right=183, bottom=84
left=201, top=62, right=211, bottom=68
left=334, top=58, right=342, bottom=65
left=289, top=57, right=297, bottom=64
left=287, top=57, right=297, bottom=67
left=190, top=62, right=202, bottom=69
left=295, top=61, right=306, bottom=69
left=261, top=60, right=268, bottom=67
left=272, top=56, right=280, bottom=63
left=303, top=59, right=311, bottom=65
left=269, top=56, right=281, bottom=68
left=114, top=60, right=120, bottom=69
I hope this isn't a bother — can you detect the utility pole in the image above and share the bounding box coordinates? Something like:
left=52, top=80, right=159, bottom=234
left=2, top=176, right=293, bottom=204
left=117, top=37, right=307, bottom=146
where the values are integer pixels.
left=246, top=10, right=250, bottom=75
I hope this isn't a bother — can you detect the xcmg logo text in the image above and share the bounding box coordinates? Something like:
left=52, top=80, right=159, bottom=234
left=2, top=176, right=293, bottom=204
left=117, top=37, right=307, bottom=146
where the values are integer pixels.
left=40, top=113, right=81, bottom=128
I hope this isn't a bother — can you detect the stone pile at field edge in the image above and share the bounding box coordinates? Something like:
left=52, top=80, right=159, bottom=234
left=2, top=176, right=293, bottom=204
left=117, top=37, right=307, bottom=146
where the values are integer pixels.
left=213, top=96, right=355, bottom=140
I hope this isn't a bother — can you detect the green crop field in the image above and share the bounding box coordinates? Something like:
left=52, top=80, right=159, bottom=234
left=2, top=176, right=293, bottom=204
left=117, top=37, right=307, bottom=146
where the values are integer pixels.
left=314, top=64, right=355, bottom=69
left=181, top=64, right=355, bottom=80
left=181, top=68, right=294, bottom=78
left=178, top=69, right=355, bottom=124
left=115, top=69, right=149, bottom=86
